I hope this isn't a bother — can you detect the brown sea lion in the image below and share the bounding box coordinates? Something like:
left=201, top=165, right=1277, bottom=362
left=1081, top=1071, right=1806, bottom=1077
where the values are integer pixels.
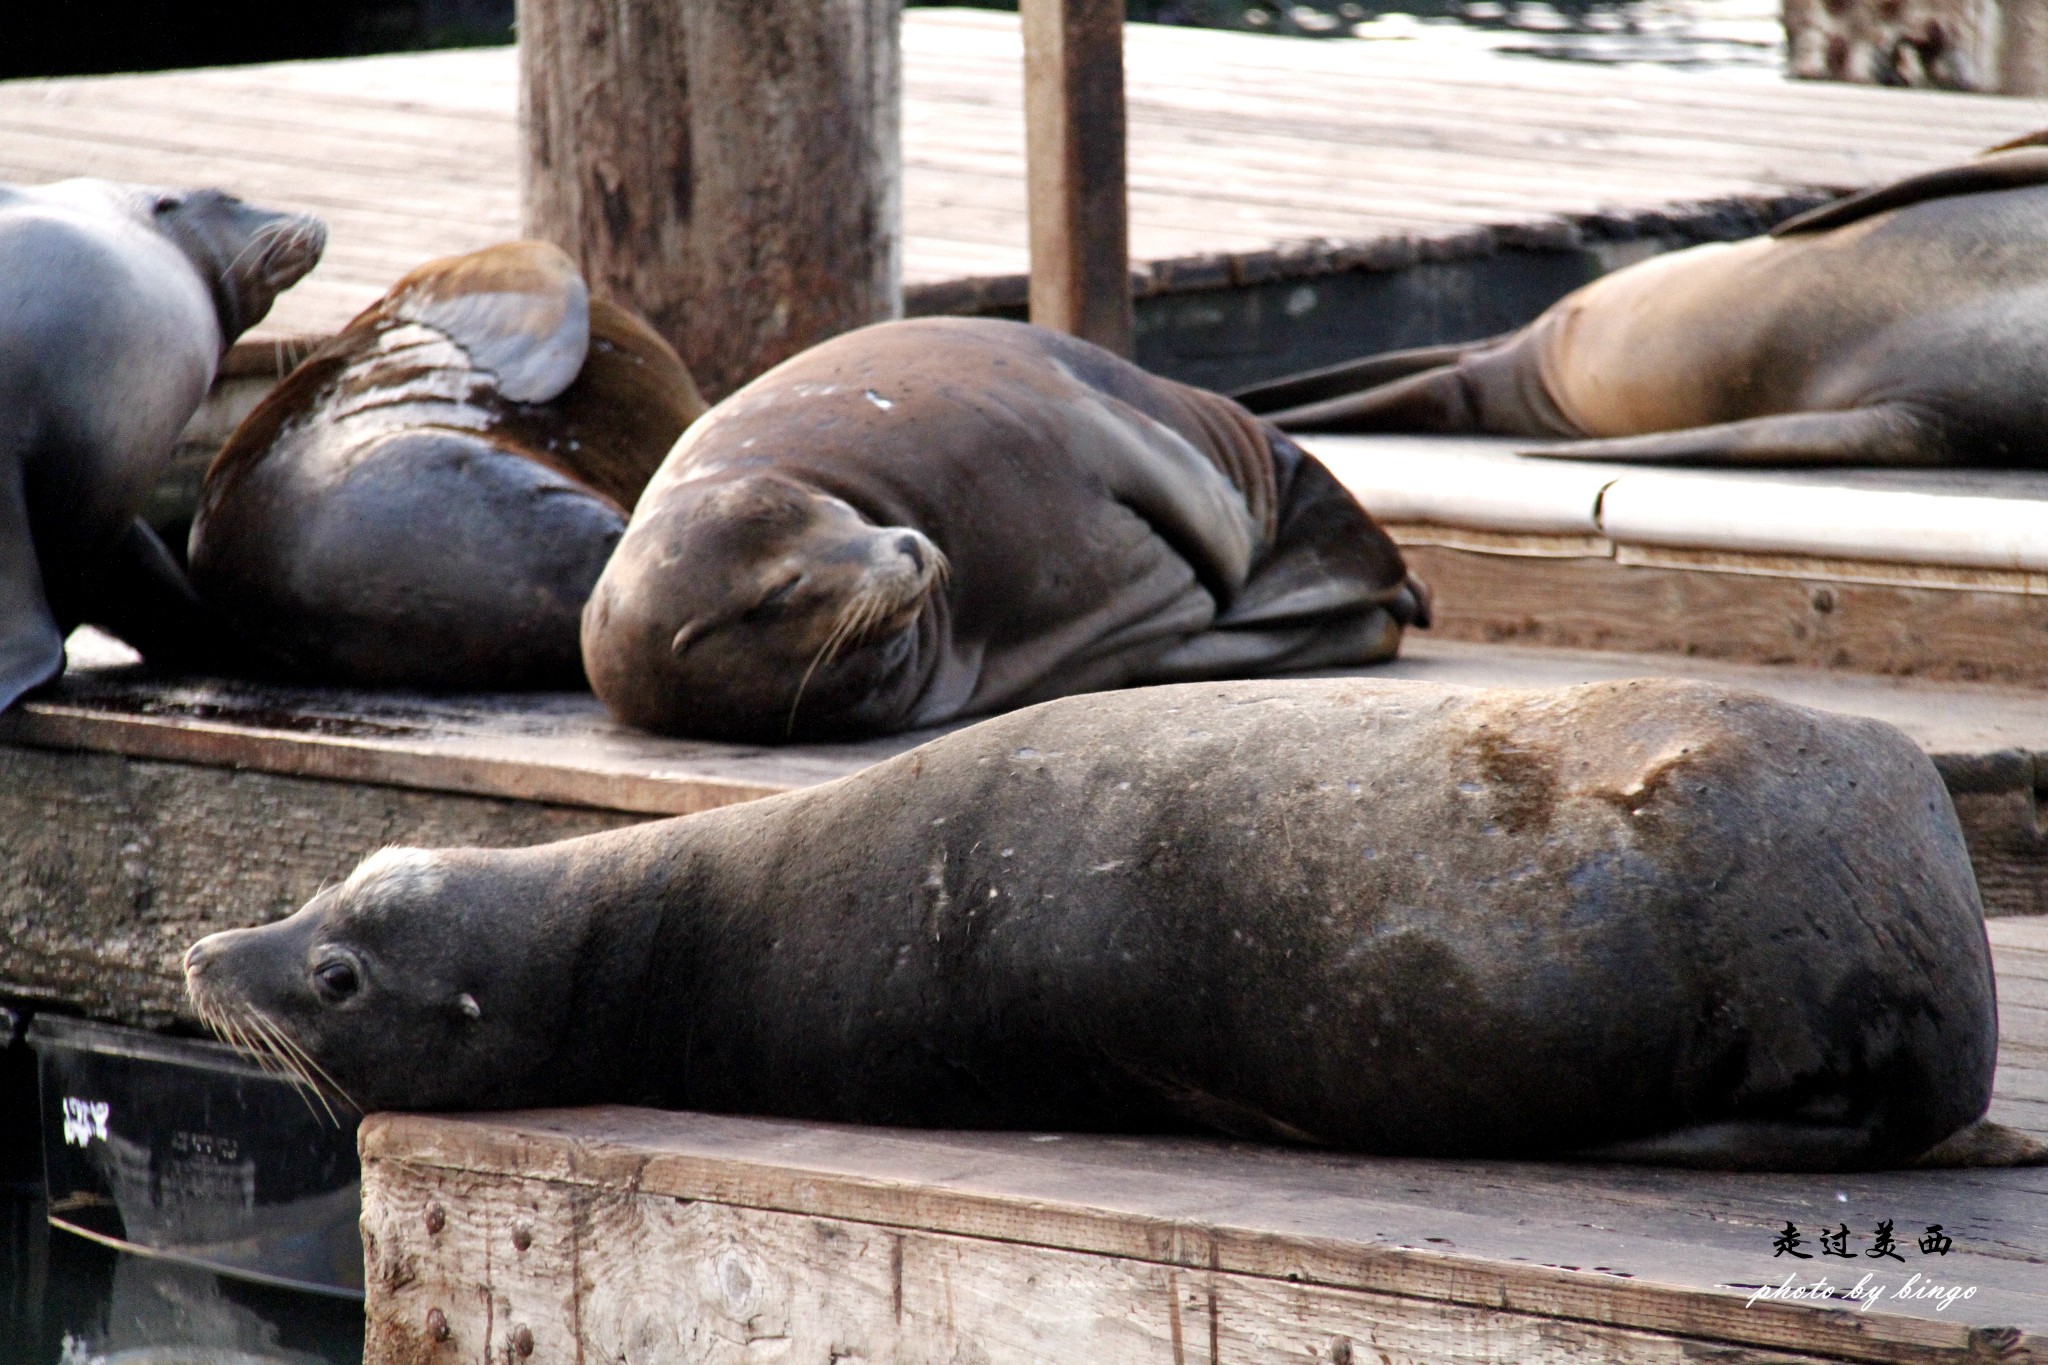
left=188, top=241, right=706, bottom=689
left=1237, top=146, right=2048, bottom=466
left=0, top=178, right=324, bottom=712
left=183, top=676, right=2032, bottom=1171
left=581, top=317, right=1429, bottom=741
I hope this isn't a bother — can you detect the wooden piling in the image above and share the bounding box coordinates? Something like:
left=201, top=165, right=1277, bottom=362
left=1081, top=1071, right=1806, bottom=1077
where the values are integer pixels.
left=1022, top=0, right=1135, bottom=355
left=517, top=0, right=903, bottom=402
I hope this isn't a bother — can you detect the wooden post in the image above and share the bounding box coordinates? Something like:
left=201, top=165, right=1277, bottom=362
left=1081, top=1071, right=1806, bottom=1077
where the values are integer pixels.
left=1022, top=0, right=1134, bottom=356
left=518, top=0, right=902, bottom=403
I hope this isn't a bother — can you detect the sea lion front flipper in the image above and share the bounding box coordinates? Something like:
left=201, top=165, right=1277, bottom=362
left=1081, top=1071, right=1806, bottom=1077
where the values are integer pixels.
left=1266, top=365, right=1483, bottom=433
left=0, top=463, right=66, bottom=712
left=1229, top=337, right=1510, bottom=415
left=77, top=519, right=256, bottom=675
left=393, top=241, right=591, bottom=403
left=1523, top=405, right=1945, bottom=467
left=1908, top=1118, right=2048, bottom=1167
left=1772, top=148, right=2048, bottom=237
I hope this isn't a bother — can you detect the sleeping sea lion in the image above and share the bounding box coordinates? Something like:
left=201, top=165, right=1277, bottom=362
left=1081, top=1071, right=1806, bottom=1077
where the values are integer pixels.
left=183, top=675, right=2030, bottom=1171
left=581, top=316, right=1428, bottom=741
left=188, top=241, right=706, bottom=689
left=0, top=178, right=325, bottom=711
left=1237, top=145, right=2048, bottom=466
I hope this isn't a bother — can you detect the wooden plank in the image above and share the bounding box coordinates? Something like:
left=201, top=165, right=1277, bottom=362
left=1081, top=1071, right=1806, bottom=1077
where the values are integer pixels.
left=360, top=1106, right=2048, bottom=1365
left=1023, top=0, right=1134, bottom=355
left=9, top=13, right=2048, bottom=343
left=0, top=744, right=641, bottom=1030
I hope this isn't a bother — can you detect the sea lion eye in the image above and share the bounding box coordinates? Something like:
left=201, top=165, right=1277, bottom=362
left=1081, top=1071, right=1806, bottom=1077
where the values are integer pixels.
left=313, top=958, right=360, bottom=1001
left=153, top=194, right=184, bottom=215
left=743, top=575, right=803, bottom=620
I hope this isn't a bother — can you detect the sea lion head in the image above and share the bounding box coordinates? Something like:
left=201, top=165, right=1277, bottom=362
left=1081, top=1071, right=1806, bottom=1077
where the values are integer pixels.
left=583, top=471, right=946, bottom=740
left=183, top=847, right=583, bottom=1112
left=118, top=183, right=327, bottom=346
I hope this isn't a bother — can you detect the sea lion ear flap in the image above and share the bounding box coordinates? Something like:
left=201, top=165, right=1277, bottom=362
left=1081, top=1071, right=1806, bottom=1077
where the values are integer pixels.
left=393, top=241, right=591, bottom=404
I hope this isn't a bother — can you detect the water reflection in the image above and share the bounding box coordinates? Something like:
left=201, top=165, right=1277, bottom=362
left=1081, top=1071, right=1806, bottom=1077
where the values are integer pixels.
left=3, top=1192, right=364, bottom=1365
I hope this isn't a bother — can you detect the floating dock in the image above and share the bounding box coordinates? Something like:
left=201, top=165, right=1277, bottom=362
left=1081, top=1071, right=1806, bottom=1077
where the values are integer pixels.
left=5, top=9, right=2048, bottom=385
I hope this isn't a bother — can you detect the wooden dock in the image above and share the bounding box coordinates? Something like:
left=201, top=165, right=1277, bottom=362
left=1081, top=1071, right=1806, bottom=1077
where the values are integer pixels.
left=5, top=8, right=2048, bottom=376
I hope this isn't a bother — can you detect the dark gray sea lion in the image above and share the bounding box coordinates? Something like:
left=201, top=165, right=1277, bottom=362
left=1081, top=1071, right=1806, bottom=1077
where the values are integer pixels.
left=184, top=676, right=2028, bottom=1171
left=1237, top=146, right=2048, bottom=466
left=0, top=178, right=325, bottom=711
left=188, top=242, right=706, bottom=689
left=581, top=317, right=1428, bottom=741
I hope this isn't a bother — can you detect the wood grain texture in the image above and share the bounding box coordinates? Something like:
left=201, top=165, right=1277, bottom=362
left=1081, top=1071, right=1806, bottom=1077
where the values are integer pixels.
left=517, top=0, right=901, bottom=400
left=1023, top=0, right=1135, bottom=355
left=360, top=1056, right=2048, bottom=1365
left=362, top=1158, right=1867, bottom=1365
left=6, top=12, right=2048, bottom=341
left=0, top=745, right=639, bottom=1029
left=1402, top=544, right=2048, bottom=688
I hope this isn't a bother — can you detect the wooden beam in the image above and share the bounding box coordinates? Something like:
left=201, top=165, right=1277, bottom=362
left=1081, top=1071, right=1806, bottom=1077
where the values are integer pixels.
left=1022, top=0, right=1134, bottom=355
left=517, top=0, right=903, bottom=402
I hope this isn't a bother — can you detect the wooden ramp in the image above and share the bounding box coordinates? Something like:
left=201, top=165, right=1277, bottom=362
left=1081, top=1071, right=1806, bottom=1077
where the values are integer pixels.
left=360, top=913, right=2047, bottom=1365
left=4, top=9, right=2048, bottom=342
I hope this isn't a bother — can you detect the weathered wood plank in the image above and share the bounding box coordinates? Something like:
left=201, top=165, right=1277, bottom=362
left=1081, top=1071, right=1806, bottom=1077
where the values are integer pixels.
left=0, top=745, right=641, bottom=1029
left=362, top=1158, right=1866, bottom=1365
left=360, top=1104, right=2048, bottom=1365
left=7, top=12, right=2048, bottom=341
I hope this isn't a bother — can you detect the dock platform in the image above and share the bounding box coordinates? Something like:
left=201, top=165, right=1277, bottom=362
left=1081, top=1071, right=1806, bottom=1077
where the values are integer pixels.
left=7, top=10, right=2048, bottom=386
left=359, top=963, right=2048, bottom=1365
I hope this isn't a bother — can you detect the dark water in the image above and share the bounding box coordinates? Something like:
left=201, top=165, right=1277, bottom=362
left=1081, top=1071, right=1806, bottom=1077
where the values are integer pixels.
left=2, top=1190, right=364, bottom=1365
left=2, top=0, right=1781, bottom=80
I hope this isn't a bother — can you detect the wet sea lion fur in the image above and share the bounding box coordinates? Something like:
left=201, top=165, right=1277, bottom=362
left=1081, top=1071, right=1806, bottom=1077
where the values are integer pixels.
left=0, top=178, right=324, bottom=710
left=188, top=241, right=706, bottom=689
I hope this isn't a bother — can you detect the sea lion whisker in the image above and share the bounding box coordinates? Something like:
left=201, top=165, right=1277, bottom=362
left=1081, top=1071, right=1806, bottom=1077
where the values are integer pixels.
left=235, top=1009, right=328, bottom=1124
left=254, top=1008, right=360, bottom=1117
left=248, top=1009, right=349, bottom=1125
left=786, top=584, right=879, bottom=734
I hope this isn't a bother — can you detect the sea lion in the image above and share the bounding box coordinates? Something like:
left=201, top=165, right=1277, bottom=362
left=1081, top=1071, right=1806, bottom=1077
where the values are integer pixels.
left=188, top=241, right=706, bottom=689
left=184, top=675, right=2026, bottom=1171
left=581, top=317, right=1428, bottom=741
left=0, top=178, right=325, bottom=712
left=1235, top=145, right=2048, bottom=466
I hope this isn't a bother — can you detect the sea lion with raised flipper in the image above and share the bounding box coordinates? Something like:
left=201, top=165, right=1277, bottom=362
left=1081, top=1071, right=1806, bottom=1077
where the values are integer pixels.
left=0, top=178, right=325, bottom=712
left=188, top=241, right=707, bottom=689
left=1236, top=145, right=2048, bottom=467
left=581, top=316, right=1428, bottom=741
left=184, top=675, right=2033, bottom=1171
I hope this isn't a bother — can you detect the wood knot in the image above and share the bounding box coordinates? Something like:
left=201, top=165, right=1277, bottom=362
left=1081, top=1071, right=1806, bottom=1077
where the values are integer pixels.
left=513, top=1324, right=535, bottom=1357
left=512, top=1224, right=533, bottom=1252
left=425, top=1204, right=446, bottom=1235
left=426, top=1307, right=449, bottom=1343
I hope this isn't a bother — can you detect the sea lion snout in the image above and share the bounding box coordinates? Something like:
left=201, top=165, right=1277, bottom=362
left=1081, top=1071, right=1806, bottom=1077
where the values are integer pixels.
left=144, top=186, right=326, bottom=341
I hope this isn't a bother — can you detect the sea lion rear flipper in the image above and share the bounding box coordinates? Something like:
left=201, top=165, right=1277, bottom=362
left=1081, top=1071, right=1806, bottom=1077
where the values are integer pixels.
left=1908, top=1118, right=2048, bottom=1167
left=393, top=241, right=591, bottom=403
left=78, top=519, right=255, bottom=676
left=1522, top=405, right=1945, bottom=467
left=1265, top=364, right=1484, bottom=433
left=1230, top=336, right=1511, bottom=415
left=0, top=464, right=65, bottom=712
left=1773, top=148, right=2048, bottom=237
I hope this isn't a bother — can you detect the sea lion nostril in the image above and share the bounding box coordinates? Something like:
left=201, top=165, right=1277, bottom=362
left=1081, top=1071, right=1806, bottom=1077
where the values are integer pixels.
left=897, top=535, right=924, bottom=571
